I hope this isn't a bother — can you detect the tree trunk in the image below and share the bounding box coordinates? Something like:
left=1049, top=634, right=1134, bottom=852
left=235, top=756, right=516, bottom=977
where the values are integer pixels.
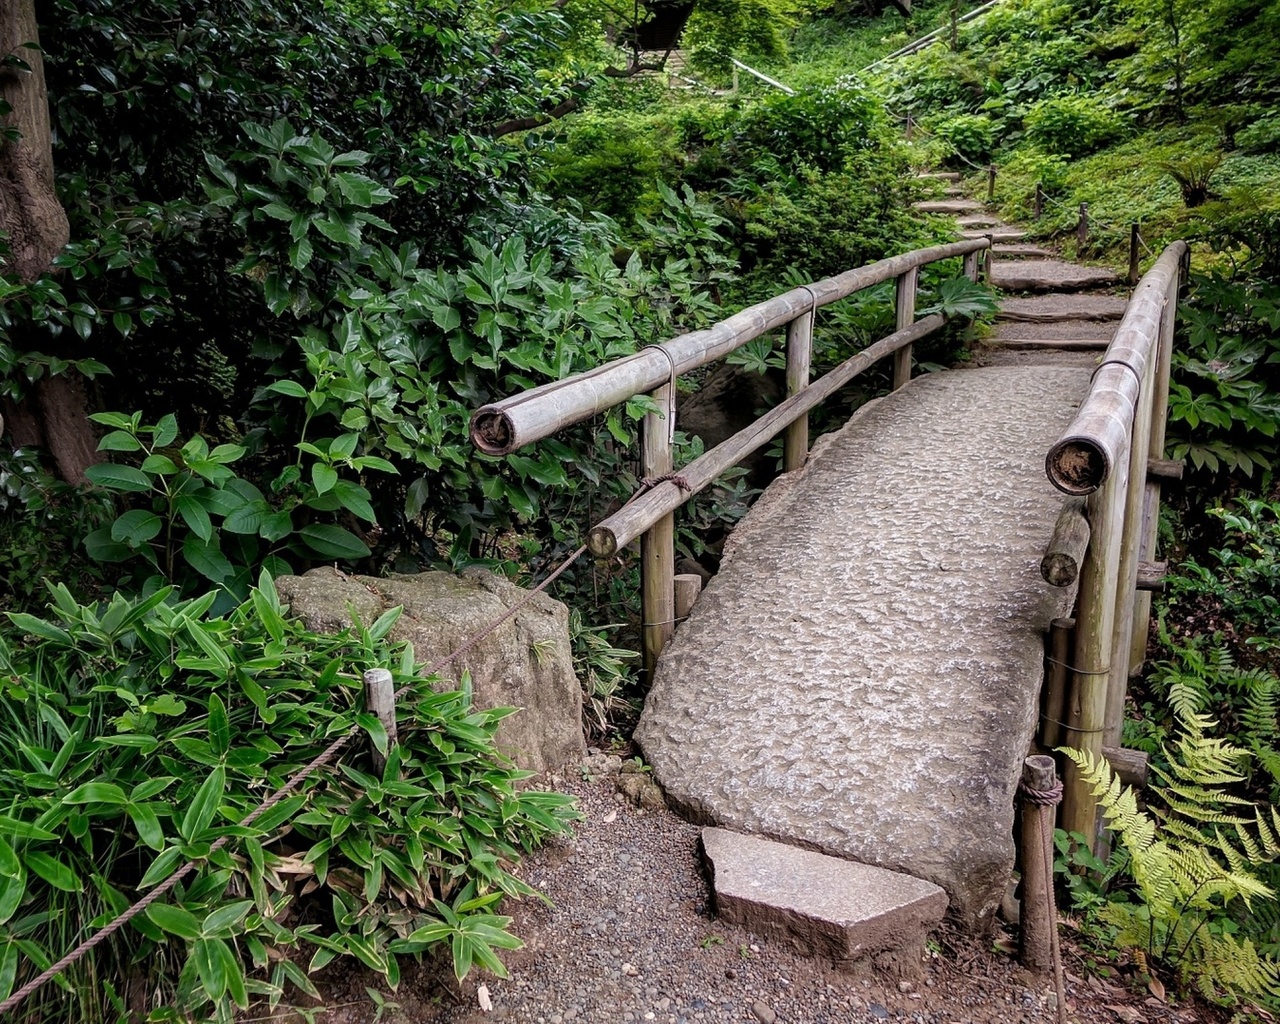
left=0, top=0, right=97, bottom=484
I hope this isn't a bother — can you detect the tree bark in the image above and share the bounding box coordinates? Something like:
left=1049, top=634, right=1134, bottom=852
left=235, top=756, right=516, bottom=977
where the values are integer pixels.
left=0, top=0, right=97, bottom=484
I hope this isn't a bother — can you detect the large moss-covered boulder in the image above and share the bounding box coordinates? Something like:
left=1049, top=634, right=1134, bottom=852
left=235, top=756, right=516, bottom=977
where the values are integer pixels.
left=275, top=568, right=584, bottom=775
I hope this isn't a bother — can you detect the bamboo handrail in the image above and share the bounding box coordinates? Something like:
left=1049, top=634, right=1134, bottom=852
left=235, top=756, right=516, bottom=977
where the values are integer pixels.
left=470, top=239, right=987, bottom=456
left=1044, top=242, right=1188, bottom=495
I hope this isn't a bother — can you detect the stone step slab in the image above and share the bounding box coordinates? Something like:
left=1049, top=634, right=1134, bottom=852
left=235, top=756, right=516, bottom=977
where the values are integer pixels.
left=915, top=199, right=985, bottom=214
left=956, top=214, right=1001, bottom=228
left=992, top=244, right=1056, bottom=258
left=961, top=228, right=1024, bottom=242
left=993, top=319, right=1116, bottom=342
left=990, top=259, right=1119, bottom=293
left=997, top=293, right=1129, bottom=323
left=916, top=171, right=961, bottom=181
left=702, top=828, right=949, bottom=968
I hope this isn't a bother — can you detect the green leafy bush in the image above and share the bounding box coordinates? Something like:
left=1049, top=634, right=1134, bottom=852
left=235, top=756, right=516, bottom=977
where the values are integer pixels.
left=928, top=112, right=998, bottom=163
left=1238, top=114, right=1280, bottom=155
left=0, top=578, right=576, bottom=1021
left=1023, top=94, right=1127, bottom=158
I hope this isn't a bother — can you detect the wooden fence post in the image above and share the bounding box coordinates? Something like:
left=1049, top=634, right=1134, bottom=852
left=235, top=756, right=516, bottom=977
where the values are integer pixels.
left=1061, top=459, right=1130, bottom=849
left=1127, top=223, right=1141, bottom=286
left=1128, top=272, right=1180, bottom=675
left=1034, top=182, right=1044, bottom=220
left=893, top=268, right=918, bottom=391
left=1077, top=203, right=1089, bottom=251
left=363, top=668, right=398, bottom=775
left=987, top=163, right=997, bottom=202
left=1019, top=755, right=1059, bottom=972
left=641, top=379, right=677, bottom=680
left=784, top=309, right=815, bottom=472
left=906, top=110, right=914, bottom=141
left=1041, top=617, right=1074, bottom=750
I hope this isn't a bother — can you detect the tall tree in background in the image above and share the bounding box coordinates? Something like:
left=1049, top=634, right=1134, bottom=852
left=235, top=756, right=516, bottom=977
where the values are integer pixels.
left=0, top=0, right=95, bottom=482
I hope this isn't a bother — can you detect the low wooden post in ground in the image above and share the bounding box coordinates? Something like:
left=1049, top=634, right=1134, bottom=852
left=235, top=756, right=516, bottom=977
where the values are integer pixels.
left=1077, top=203, right=1089, bottom=251
left=987, top=163, right=997, bottom=202
left=1019, top=755, right=1061, bottom=973
left=893, top=268, right=918, bottom=391
left=674, top=573, right=703, bottom=623
left=784, top=307, right=815, bottom=472
left=641, top=379, right=677, bottom=680
left=1034, top=182, right=1044, bottom=220
left=363, top=668, right=398, bottom=775
left=1127, top=223, right=1141, bottom=286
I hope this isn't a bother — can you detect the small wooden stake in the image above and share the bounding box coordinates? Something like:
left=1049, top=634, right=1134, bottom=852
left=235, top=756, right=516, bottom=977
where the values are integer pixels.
left=1041, top=617, right=1074, bottom=750
left=1076, top=203, right=1089, bottom=251
left=784, top=309, right=814, bottom=472
left=893, top=268, right=918, bottom=391
left=1019, top=755, right=1058, bottom=972
left=363, top=668, right=398, bottom=775
left=987, top=163, right=997, bottom=202
left=1034, top=183, right=1044, bottom=220
left=1041, top=498, right=1090, bottom=587
left=1127, top=223, right=1141, bottom=286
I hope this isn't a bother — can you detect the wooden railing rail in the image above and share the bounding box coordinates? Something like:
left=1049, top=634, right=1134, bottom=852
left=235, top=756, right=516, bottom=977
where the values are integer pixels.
left=471, top=238, right=989, bottom=675
left=1043, top=240, right=1188, bottom=846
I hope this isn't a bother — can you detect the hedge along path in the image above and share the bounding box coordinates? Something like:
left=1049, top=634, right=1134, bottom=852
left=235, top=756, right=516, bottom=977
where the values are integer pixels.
left=0, top=542, right=590, bottom=1017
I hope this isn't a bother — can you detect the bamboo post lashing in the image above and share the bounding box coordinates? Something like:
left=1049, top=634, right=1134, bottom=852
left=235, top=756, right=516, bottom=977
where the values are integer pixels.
left=1127, top=223, right=1141, bottom=286
left=471, top=240, right=988, bottom=456
left=363, top=668, right=398, bottom=775
left=1041, top=616, right=1074, bottom=750
left=1034, top=183, right=1044, bottom=220
left=893, top=268, right=918, bottom=391
left=641, top=380, right=677, bottom=680
left=784, top=307, right=815, bottom=472
left=588, top=315, right=947, bottom=558
left=1040, top=498, right=1090, bottom=587
left=1019, top=755, right=1059, bottom=972
left=987, top=163, right=997, bottom=202
left=1077, top=203, right=1089, bottom=251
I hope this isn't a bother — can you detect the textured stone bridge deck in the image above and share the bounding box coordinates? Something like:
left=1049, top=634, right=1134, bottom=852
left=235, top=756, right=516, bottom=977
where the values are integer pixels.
left=635, top=365, right=1091, bottom=929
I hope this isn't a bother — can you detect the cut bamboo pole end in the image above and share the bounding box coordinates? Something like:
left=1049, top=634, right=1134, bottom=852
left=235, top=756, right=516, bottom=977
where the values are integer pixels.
left=1040, top=498, right=1090, bottom=587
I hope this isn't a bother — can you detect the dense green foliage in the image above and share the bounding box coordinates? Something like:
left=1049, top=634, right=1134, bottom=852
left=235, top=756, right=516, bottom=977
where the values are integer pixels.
left=0, top=577, right=575, bottom=1019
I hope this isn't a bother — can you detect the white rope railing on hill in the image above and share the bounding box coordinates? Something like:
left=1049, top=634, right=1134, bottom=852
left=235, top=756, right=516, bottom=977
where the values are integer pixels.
left=862, top=0, right=1006, bottom=72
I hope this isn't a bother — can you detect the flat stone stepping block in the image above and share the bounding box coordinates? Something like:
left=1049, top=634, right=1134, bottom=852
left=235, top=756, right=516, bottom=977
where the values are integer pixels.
left=636, top=366, right=1089, bottom=928
left=990, top=259, right=1118, bottom=293
left=997, top=293, right=1129, bottom=323
left=993, top=244, right=1056, bottom=258
left=956, top=214, right=1001, bottom=229
left=915, top=199, right=984, bottom=214
left=702, top=828, right=948, bottom=966
left=916, top=171, right=961, bottom=181
left=994, top=319, right=1115, bottom=342
left=961, top=228, right=1024, bottom=242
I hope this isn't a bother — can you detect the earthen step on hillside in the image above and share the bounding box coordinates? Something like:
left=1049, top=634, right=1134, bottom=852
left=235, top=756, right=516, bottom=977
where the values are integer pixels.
left=702, top=828, right=948, bottom=967
left=961, top=228, right=1025, bottom=242
left=997, top=293, right=1129, bottom=323
left=956, top=213, right=1001, bottom=228
left=916, top=171, right=961, bottom=181
left=915, top=199, right=985, bottom=214
left=985, top=337, right=1110, bottom=350
left=975, top=346, right=1103, bottom=370
left=990, top=259, right=1119, bottom=293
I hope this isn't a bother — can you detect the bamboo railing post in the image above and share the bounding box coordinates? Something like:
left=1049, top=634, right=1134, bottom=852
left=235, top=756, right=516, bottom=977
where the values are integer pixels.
left=1061, top=462, right=1129, bottom=848
left=1041, top=617, right=1074, bottom=750
left=363, top=668, right=398, bottom=775
left=1104, top=334, right=1157, bottom=746
left=987, top=163, right=997, bottom=202
left=641, top=380, right=677, bottom=680
left=1127, top=223, right=1141, bottom=287
left=784, top=309, right=815, bottom=472
left=1128, top=273, right=1180, bottom=674
left=893, top=268, right=918, bottom=391
left=1019, top=755, right=1059, bottom=972
left=906, top=110, right=914, bottom=141
left=1077, top=203, right=1089, bottom=251
left=1034, top=182, right=1044, bottom=220
left=963, top=248, right=980, bottom=283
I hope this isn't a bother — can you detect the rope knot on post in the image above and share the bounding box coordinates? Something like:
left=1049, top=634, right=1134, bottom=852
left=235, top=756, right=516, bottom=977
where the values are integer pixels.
left=1018, top=777, right=1064, bottom=807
